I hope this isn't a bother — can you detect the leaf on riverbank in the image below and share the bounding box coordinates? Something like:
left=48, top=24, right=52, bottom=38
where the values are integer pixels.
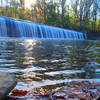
left=9, top=80, right=100, bottom=100
left=11, top=89, right=28, bottom=96
left=33, top=88, right=52, bottom=96
left=91, top=80, right=99, bottom=87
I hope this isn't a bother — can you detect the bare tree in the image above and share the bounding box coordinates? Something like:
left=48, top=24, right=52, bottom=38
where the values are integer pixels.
left=0, top=0, right=3, bottom=15
left=92, top=0, right=100, bottom=31
left=59, top=0, right=66, bottom=27
left=20, top=0, right=25, bottom=9
left=83, top=0, right=93, bottom=21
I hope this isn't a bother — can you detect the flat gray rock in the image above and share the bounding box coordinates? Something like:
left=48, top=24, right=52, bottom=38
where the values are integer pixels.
left=0, top=72, right=17, bottom=100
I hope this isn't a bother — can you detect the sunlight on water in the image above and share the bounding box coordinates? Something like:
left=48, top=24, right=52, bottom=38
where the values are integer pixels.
left=0, top=39, right=99, bottom=99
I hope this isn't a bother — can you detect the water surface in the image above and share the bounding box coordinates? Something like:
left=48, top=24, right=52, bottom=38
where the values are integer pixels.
left=0, top=39, right=99, bottom=99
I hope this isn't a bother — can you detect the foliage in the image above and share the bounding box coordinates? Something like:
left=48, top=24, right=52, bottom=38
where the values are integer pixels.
left=0, top=0, right=100, bottom=34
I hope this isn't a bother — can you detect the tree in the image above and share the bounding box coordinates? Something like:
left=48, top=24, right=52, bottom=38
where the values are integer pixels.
left=0, top=0, right=100, bottom=34
left=20, top=0, right=25, bottom=8
left=59, top=0, right=66, bottom=27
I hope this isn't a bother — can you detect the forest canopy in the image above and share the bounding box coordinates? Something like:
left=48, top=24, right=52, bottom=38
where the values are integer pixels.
left=0, top=0, right=100, bottom=35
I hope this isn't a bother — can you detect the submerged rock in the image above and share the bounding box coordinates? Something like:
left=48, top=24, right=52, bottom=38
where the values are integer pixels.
left=0, top=72, right=17, bottom=100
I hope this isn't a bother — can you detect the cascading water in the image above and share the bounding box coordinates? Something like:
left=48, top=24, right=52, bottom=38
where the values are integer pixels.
left=0, top=17, right=8, bottom=37
left=0, top=16, right=87, bottom=39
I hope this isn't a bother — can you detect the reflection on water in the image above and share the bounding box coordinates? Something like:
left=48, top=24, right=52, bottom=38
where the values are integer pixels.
left=0, top=39, right=99, bottom=98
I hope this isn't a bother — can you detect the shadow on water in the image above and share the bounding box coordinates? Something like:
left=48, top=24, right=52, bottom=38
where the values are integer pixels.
left=0, top=39, right=99, bottom=98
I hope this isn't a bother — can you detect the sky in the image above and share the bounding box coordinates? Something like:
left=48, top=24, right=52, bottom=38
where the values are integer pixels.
left=24, top=0, right=36, bottom=8
left=24, top=0, right=71, bottom=8
left=0, top=0, right=71, bottom=8
left=0, top=0, right=36, bottom=8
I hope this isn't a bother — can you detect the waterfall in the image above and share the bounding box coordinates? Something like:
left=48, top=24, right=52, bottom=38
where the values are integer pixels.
left=0, top=16, right=87, bottom=39
left=0, top=17, right=7, bottom=37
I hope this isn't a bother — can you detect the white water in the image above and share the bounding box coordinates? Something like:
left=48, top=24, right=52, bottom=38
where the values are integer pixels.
left=0, top=16, right=87, bottom=39
left=0, top=17, right=7, bottom=37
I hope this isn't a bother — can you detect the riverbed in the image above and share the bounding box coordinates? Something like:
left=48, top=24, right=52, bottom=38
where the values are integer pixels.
left=0, top=39, right=99, bottom=99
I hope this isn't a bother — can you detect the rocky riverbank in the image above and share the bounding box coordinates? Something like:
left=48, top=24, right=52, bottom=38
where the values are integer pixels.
left=87, top=32, right=100, bottom=40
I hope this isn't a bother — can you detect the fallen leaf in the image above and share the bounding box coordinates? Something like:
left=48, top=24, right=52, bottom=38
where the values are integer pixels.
left=12, top=89, right=28, bottom=96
